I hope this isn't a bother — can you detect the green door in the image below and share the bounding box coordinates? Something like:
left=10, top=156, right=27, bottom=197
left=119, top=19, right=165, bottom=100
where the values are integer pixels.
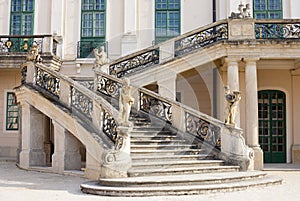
left=258, top=90, right=286, bottom=163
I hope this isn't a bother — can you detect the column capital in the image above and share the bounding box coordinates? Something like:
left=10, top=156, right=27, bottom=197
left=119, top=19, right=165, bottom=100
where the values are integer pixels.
left=243, top=57, right=260, bottom=63
left=224, top=57, right=241, bottom=64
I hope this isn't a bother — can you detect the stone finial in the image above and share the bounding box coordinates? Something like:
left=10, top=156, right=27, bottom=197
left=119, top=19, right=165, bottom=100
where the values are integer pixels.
left=93, top=46, right=108, bottom=70
left=118, top=78, right=134, bottom=126
left=26, top=42, right=43, bottom=63
left=229, top=2, right=251, bottom=19
left=224, top=85, right=241, bottom=127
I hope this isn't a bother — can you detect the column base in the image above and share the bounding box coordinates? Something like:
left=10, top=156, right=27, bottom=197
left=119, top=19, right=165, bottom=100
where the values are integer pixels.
left=52, top=152, right=65, bottom=173
left=250, top=146, right=264, bottom=170
left=292, top=145, right=300, bottom=163
left=19, top=150, right=30, bottom=169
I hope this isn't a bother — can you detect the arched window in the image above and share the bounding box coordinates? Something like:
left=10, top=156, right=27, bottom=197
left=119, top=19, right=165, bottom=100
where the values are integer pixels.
left=253, top=0, right=282, bottom=19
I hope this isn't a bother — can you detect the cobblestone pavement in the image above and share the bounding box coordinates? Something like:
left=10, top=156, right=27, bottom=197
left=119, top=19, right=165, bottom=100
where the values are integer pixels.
left=0, top=161, right=300, bottom=201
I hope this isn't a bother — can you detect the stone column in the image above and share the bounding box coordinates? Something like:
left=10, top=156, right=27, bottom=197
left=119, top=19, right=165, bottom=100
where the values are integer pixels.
left=157, top=74, right=177, bottom=101
left=225, top=57, right=240, bottom=127
left=244, top=58, right=263, bottom=170
left=51, top=120, right=65, bottom=173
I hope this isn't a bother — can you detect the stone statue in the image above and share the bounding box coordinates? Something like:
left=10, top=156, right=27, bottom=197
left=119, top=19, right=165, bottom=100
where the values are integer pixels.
left=26, top=42, right=43, bottom=63
left=229, top=2, right=251, bottom=19
left=118, top=78, right=134, bottom=126
left=93, top=46, right=108, bottom=69
left=224, top=85, right=241, bottom=127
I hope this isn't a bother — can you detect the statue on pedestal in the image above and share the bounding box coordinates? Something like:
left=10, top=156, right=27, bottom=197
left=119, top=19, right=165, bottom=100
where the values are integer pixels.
left=118, top=78, right=134, bottom=126
left=224, top=85, right=241, bottom=127
left=93, top=46, right=108, bottom=72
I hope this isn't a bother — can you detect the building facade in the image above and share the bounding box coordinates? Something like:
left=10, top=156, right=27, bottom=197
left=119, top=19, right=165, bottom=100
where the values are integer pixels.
left=0, top=0, right=300, bottom=170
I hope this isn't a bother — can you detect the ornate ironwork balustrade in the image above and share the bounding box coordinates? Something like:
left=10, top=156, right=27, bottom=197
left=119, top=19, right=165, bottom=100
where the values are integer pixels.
left=71, top=87, right=93, bottom=120
left=96, top=74, right=122, bottom=99
left=35, top=67, right=60, bottom=98
left=185, top=112, right=221, bottom=150
left=174, top=23, right=228, bottom=57
left=109, top=48, right=159, bottom=78
left=140, top=91, right=172, bottom=123
left=255, top=22, right=300, bottom=39
left=103, top=110, right=118, bottom=142
left=0, top=35, right=47, bottom=53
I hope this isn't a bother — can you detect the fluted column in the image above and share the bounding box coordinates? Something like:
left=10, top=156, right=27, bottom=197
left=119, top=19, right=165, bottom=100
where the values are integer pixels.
left=245, top=58, right=263, bottom=170
left=225, top=57, right=240, bottom=127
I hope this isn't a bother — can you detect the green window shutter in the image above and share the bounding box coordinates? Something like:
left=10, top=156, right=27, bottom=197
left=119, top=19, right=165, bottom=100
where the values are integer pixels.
left=6, top=92, right=19, bottom=131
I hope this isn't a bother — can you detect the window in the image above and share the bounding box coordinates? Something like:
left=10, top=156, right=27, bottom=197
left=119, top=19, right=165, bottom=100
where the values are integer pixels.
left=80, top=0, right=106, bottom=58
left=6, top=92, right=19, bottom=130
left=155, top=0, right=180, bottom=44
left=10, top=0, right=34, bottom=35
left=253, top=0, right=282, bottom=19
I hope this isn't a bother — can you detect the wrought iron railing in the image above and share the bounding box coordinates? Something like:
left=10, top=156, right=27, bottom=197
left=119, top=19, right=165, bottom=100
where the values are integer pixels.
left=35, top=67, right=60, bottom=98
left=71, top=86, right=93, bottom=120
left=174, top=22, right=228, bottom=57
left=109, top=47, right=159, bottom=78
left=0, top=35, right=52, bottom=53
left=255, top=21, right=300, bottom=39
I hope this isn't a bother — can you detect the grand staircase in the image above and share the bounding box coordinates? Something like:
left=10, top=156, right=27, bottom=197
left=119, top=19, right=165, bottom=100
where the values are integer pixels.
left=81, top=114, right=282, bottom=196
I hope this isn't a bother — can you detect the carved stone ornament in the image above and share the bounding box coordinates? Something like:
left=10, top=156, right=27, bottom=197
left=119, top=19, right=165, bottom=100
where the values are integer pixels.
left=26, top=42, right=43, bottom=63
left=229, top=2, right=251, bottom=19
left=224, top=85, right=241, bottom=127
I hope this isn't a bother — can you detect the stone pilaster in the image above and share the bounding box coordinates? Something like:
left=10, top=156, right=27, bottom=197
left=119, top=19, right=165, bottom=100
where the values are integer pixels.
left=244, top=58, right=263, bottom=170
left=157, top=74, right=177, bottom=101
left=225, top=57, right=240, bottom=127
left=51, top=120, right=65, bottom=173
left=19, top=102, right=31, bottom=169
left=64, top=131, right=82, bottom=170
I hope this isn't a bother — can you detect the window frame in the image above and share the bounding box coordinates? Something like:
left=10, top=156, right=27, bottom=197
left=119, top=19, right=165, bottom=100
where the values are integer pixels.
left=80, top=0, right=106, bottom=58
left=5, top=91, right=19, bottom=131
left=10, top=0, right=35, bottom=35
left=155, top=0, right=181, bottom=44
left=253, top=0, right=282, bottom=19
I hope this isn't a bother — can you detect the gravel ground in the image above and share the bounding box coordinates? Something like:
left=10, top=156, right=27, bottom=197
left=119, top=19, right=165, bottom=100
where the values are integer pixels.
left=0, top=161, right=300, bottom=201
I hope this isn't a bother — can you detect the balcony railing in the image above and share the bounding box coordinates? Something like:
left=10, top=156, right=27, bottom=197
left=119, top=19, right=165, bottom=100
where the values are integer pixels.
left=77, top=40, right=108, bottom=58
left=0, top=35, right=55, bottom=54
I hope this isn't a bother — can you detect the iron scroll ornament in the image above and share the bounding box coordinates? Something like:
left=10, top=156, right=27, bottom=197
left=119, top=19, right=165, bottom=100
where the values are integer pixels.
left=255, top=23, right=300, bottom=39
left=96, top=75, right=121, bottom=99
left=71, top=87, right=93, bottom=120
left=140, top=92, right=172, bottom=123
left=185, top=112, right=221, bottom=150
left=35, top=67, right=60, bottom=98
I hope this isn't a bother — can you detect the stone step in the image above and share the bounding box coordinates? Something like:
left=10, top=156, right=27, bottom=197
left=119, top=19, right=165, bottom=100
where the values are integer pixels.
left=131, top=148, right=204, bottom=155
left=128, top=165, right=240, bottom=177
left=132, top=126, right=166, bottom=131
left=131, top=130, right=172, bottom=135
left=130, top=139, right=186, bottom=145
left=81, top=173, right=282, bottom=196
left=131, top=154, right=213, bottom=162
left=131, top=144, right=196, bottom=150
left=99, top=171, right=266, bottom=187
left=131, top=160, right=224, bottom=169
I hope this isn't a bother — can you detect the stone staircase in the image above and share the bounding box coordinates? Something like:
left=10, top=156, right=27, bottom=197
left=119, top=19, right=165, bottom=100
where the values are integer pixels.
left=81, top=115, right=282, bottom=196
